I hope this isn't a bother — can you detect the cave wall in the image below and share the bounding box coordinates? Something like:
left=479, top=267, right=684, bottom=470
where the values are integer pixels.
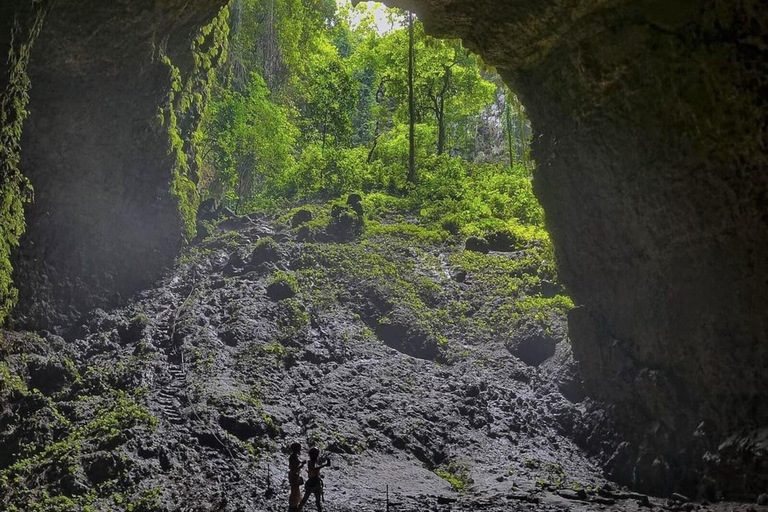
left=4, top=0, right=228, bottom=329
left=0, top=1, right=47, bottom=324
left=384, top=0, right=768, bottom=499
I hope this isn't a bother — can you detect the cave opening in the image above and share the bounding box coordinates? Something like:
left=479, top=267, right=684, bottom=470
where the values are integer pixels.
left=0, top=0, right=766, bottom=509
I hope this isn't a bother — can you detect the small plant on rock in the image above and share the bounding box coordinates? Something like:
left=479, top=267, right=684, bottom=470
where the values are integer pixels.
left=434, top=460, right=474, bottom=493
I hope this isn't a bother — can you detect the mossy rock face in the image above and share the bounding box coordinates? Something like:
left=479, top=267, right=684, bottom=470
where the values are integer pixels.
left=375, top=309, right=439, bottom=361
left=266, top=281, right=296, bottom=302
left=403, top=0, right=768, bottom=497
left=250, top=237, right=281, bottom=265
left=27, top=355, right=78, bottom=396
left=465, top=236, right=489, bottom=254
left=3, top=0, right=228, bottom=330
left=291, top=209, right=313, bottom=228
left=328, top=204, right=363, bottom=240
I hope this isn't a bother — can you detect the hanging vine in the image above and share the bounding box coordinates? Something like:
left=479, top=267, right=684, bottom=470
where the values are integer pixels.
left=0, top=1, right=48, bottom=324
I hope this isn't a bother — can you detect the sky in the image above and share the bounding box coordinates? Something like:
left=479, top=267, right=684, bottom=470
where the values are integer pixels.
left=336, top=0, right=400, bottom=35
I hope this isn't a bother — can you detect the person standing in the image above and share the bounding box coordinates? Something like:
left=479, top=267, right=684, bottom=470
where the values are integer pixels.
left=299, top=447, right=330, bottom=512
left=288, top=443, right=305, bottom=512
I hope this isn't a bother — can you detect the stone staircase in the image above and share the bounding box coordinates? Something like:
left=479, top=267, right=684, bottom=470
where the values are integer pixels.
left=155, top=362, right=187, bottom=425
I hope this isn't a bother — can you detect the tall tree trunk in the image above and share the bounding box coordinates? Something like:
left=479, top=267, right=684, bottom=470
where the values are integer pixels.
left=437, top=110, right=445, bottom=155
left=435, top=65, right=451, bottom=156
left=407, top=11, right=416, bottom=185
left=515, top=100, right=526, bottom=168
left=321, top=109, right=328, bottom=154
left=505, top=98, right=516, bottom=169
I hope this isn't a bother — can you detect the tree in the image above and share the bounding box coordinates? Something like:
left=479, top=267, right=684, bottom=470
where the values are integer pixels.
left=200, top=73, right=296, bottom=213
left=407, top=10, right=416, bottom=184
left=294, top=40, right=357, bottom=152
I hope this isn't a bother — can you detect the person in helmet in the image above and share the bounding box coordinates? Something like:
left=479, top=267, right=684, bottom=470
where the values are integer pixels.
left=298, top=447, right=330, bottom=511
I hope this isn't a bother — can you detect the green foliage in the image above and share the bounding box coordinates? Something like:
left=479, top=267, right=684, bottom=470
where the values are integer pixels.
left=0, top=4, right=47, bottom=324
left=198, top=2, right=529, bottom=214
left=434, top=460, right=474, bottom=492
left=268, top=270, right=299, bottom=293
left=159, top=7, right=229, bottom=241
left=0, top=390, right=156, bottom=509
left=200, top=72, right=296, bottom=212
left=273, top=298, right=310, bottom=343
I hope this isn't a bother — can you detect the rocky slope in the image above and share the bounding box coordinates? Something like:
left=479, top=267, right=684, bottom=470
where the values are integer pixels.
left=2, top=208, right=766, bottom=511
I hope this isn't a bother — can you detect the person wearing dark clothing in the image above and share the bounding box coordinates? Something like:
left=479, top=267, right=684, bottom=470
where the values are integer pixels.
left=298, top=447, right=330, bottom=512
left=288, top=443, right=305, bottom=512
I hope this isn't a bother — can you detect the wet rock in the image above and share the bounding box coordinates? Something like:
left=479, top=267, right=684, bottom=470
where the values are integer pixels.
left=27, top=355, right=78, bottom=396
left=194, top=221, right=211, bottom=242
left=266, top=281, right=296, bottom=301
left=250, top=238, right=281, bottom=265
left=84, top=452, right=124, bottom=484
left=557, top=488, right=587, bottom=501
left=291, top=209, right=313, bottom=228
left=346, top=194, right=364, bottom=217
left=506, top=324, right=558, bottom=366
left=486, top=230, right=517, bottom=252
left=118, top=313, right=149, bottom=344
left=465, top=236, right=489, bottom=254
left=328, top=203, right=363, bottom=239
left=375, top=311, right=439, bottom=361
left=219, top=215, right=253, bottom=231
left=218, top=414, right=264, bottom=441
left=452, top=269, right=467, bottom=283
left=198, top=198, right=219, bottom=221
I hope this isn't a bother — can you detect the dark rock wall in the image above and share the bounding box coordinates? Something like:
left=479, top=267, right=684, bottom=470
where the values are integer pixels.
left=386, top=0, right=768, bottom=499
left=6, top=0, right=227, bottom=329
left=0, top=1, right=48, bottom=324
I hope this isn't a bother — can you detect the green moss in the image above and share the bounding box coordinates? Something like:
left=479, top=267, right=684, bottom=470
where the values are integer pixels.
left=252, top=236, right=280, bottom=261
left=434, top=460, right=474, bottom=492
left=0, top=4, right=48, bottom=324
left=274, top=298, right=310, bottom=342
left=364, top=220, right=447, bottom=245
left=0, top=391, right=156, bottom=507
left=258, top=341, right=287, bottom=363
left=158, top=7, right=230, bottom=242
left=0, top=360, right=27, bottom=396
left=268, top=270, right=298, bottom=292
left=125, top=488, right=162, bottom=512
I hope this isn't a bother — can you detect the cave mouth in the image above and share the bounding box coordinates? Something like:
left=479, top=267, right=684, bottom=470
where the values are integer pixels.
left=1, top=0, right=767, bottom=507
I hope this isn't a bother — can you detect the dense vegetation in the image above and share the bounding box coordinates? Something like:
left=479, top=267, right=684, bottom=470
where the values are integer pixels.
left=198, top=0, right=539, bottom=246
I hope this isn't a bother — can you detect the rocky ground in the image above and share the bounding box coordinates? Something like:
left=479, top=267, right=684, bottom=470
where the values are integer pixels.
left=1, top=205, right=766, bottom=512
